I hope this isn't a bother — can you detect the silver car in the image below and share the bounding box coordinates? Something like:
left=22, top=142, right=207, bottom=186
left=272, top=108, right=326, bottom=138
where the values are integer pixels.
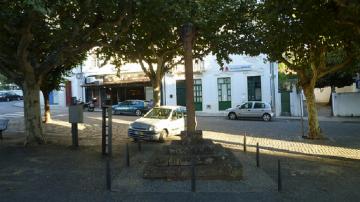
left=128, top=106, right=187, bottom=142
left=226, top=101, right=274, bottom=121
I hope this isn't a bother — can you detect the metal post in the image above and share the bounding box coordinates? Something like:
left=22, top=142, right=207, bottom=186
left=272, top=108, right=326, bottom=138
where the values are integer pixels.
left=107, top=107, right=112, bottom=157
left=138, top=141, right=142, bottom=152
left=256, top=143, right=260, bottom=168
left=71, top=123, right=79, bottom=147
left=191, top=157, right=196, bottom=192
left=243, top=132, right=247, bottom=153
left=299, top=92, right=305, bottom=137
left=126, top=143, right=130, bottom=167
left=278, top=159, right=282, bottom=192
left=106, top=158, right=111, bottom=191
left=102, top=107, right=106, bottom=155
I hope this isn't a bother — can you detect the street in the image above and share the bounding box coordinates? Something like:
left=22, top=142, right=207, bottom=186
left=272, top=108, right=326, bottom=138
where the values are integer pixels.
left=0, top=101, right=23, bottom=119
left=1, top=102, right=360, bottom=201
left=1, top=101, right=359, bottom=149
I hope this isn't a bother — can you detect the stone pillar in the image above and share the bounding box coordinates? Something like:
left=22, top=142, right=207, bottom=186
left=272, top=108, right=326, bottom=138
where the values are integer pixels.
left=181, top=23, right=196, bottom=134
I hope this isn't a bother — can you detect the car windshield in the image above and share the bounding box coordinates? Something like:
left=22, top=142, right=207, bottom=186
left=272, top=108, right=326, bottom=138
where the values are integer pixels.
left=144, top=108, right=172, bottom=119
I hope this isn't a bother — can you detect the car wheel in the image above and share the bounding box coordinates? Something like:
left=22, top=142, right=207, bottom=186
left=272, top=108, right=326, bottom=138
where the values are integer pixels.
left=17, top=97, right=20, bottom=101
left=135, top=109, right=142, bottom=116
left=6, top=98, right=10, bottom=102
left=262, top=113, right=271, bottom=122
left=159, top=130, right=168, bottom=143
left=228, top=112, right=237, bottom=120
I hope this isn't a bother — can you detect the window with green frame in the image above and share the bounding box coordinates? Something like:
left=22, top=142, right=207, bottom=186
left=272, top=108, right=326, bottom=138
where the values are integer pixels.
left=218, top=77, right=231, bottom=110
left=193, top=79, right=202, bottom=111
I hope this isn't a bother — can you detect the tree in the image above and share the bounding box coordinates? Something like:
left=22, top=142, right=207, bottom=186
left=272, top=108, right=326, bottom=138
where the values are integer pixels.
left=40, top=53, right=86, bottom=123
left=254, top=0, right=359, bottom=139
left=0, top=1, right=132, bottom=145
left=97, top=0, right=256, bottom=108
left=97, top=0, right=185, bottom=107
left=40, top=68, right=70, bottom=123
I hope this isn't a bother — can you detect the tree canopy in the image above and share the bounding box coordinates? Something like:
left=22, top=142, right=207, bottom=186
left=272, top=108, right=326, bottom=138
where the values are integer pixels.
left=253, top=0, right=360, bottom=138
left=0, top=0, right=133, bottom=144
left=97, top=0, right=257, bottom=105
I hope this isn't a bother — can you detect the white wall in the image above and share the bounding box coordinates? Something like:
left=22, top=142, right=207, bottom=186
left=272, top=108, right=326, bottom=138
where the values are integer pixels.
left=332, top=92, right=360, bottom=116
left=163, top=54, right=278, bottom=115
left=315, top=83, right=359, bottom=103
left=289, top=89, right=302, bottom=117
left=145, top=87, right=153, bottom=101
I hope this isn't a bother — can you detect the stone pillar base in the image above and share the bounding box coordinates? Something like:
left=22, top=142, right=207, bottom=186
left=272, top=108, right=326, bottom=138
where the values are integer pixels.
left=143, top=130, right=243, bottom=180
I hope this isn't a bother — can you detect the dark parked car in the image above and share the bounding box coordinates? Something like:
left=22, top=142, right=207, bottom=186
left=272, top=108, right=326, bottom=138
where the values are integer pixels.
left=112, top=100, right=151, bottom=116
left=0, top=92, right=22, bottom=102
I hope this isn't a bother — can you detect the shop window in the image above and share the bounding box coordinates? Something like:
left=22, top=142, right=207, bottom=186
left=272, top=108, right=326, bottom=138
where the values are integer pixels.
left=248, top=76, right=261, bottom=101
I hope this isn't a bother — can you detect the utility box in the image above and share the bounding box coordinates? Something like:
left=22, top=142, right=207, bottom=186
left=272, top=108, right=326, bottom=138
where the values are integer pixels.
left=69, top=105, right=84, bottom=123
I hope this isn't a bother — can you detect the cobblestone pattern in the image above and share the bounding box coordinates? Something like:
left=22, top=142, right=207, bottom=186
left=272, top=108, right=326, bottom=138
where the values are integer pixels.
left=203, top=132, right=360, bottom=160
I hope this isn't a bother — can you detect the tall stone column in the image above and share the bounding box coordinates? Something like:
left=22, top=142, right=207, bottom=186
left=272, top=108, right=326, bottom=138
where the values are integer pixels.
left=181, top=23, right=196, bottom=134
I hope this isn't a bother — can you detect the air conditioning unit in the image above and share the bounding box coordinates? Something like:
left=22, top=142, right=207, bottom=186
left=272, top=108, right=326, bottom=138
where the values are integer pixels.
left=86, top=77, right=96, bottom=84
left=86, top=77, right=103, bottom=84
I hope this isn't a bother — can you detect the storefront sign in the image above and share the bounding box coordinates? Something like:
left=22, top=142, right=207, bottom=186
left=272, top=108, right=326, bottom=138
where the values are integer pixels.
left=227, top=65, right=252, bottom=72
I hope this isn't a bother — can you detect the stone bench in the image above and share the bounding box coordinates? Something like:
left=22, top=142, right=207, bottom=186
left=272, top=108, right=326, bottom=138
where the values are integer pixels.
left=0, top=119, right=9, bottom=140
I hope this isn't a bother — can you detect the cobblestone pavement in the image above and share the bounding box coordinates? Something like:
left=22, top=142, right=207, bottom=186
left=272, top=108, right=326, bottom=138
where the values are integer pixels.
left=1, top=110, right=360, bottom=201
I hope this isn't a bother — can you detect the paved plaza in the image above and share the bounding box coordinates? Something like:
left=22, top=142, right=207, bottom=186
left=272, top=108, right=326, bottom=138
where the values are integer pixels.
left=1, top=103, right=360, bottom=201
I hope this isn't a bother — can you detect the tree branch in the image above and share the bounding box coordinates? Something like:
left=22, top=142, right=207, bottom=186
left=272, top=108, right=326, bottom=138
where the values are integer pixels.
left=16, top=11, right=36, bottom=73
left=318, top=56, right=353, bottom=78
left=138, top=57, right=151, bottom=78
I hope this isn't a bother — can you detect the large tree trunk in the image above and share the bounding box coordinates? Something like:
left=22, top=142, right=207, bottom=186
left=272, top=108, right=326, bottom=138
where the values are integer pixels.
left=152, top=79, right=161, bottom=107
left=43, top=91, right=51, bottom=123
left=23, top=76, right=45, bottom=145
left=303, top=85, right=322, bottom=139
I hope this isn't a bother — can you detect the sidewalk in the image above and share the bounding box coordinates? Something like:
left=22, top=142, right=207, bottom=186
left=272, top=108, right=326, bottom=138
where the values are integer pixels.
left=13, top=102, right=65, bottom=110
left=196, top=111, right=360, bottom=122
left=276, top=115, right=360, bottom=122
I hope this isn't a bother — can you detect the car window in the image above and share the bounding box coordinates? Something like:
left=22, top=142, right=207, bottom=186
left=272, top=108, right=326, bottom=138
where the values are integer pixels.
left=254, top=102, right=265, bottom=109
left=144, top=108, right=172, bottom=119
left=172, top=109, right=184, bottom=120
left=121, top=101, right=130, bottom=105
left=240, top=102, right=253, bottom=109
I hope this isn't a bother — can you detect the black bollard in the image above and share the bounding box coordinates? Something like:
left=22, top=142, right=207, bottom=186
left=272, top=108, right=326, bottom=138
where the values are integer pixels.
left=71, top=123, right=79, bottom=148
left=243, top=132, right=247, bottom=153
left=256, top=143, right=260, bottom=168
left=191, top=157, right=196, bottom=192
left=126, top=143, right=130, bottom=167
left=138, top=140, right=142, bottom=152
left=106, top=159, right=111, bottom=191
left=278, top=159, right=282, bottom=192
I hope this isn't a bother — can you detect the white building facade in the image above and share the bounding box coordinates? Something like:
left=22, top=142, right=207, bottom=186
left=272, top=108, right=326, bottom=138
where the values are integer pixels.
left=49, top=53, right=280, bottom=116
left=162, top=54, right=279, bottom=116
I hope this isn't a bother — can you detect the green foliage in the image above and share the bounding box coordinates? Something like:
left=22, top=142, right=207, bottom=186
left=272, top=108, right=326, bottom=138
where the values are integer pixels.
left=0, top=74, right=12, bottom=90
left=0, top=0, right=132, bottom=85
left=97, top=0, right=257, bottom=76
